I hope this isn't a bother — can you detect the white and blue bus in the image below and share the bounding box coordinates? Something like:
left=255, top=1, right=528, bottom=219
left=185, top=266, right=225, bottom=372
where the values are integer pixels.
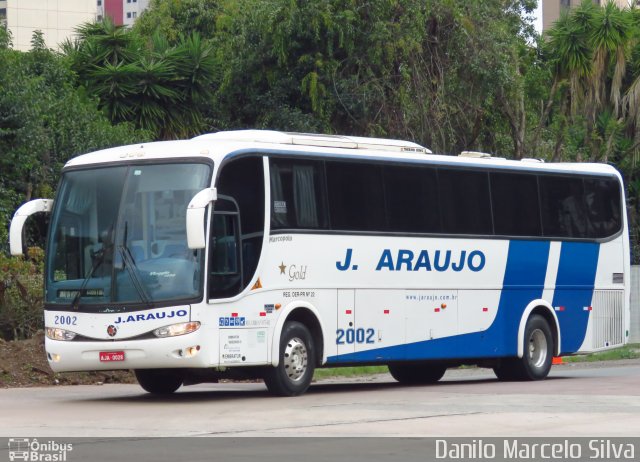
left=10, top=130, right=630, bottom=396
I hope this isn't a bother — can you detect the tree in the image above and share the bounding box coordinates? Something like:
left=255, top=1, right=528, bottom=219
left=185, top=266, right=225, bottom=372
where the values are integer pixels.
left=134, top=0, right=223, bottom=43
left=210, top=0, right=538, bottom=155
left=0, top=30, right=147, bottom=251
left=542, top=0, right=636, bottom=163
left=542, top=1, right=640, bottom=261
left=63, top=19, right=218, bottom=139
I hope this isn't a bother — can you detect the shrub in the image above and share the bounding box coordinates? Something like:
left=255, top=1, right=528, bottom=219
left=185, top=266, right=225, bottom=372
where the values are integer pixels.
left=0, top=247, right=44, bottom=340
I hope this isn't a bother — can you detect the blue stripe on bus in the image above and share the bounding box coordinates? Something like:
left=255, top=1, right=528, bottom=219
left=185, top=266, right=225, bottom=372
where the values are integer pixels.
left=552, top=242, right=600, bottom=354
left=326, top=240, right=550, bottom=364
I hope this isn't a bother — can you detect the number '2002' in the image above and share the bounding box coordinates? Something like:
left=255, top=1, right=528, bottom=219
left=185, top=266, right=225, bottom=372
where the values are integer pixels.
left=336, top=328, right=375, bottom=344
left=54, top=315, right=77, bottom=326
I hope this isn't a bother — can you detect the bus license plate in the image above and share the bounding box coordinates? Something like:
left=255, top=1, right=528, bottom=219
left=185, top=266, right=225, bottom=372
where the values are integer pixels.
left=99, top=351, right=125, bottom=362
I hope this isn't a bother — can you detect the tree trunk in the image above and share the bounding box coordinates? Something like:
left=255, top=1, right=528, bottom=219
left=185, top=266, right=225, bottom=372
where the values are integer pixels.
left=531, top=78, right=560, bottom=154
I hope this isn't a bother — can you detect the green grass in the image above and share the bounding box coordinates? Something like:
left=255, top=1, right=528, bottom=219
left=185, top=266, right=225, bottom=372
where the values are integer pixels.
left=313, top=365, right=388, bottom=380
left=561, top=344, right=640, bottom=363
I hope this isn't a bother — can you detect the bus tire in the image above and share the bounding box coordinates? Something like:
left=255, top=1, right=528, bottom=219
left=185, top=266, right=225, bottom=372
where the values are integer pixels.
left=264, top=321, right=315, bottom=397
left=494, top=314, right=553, bottom=381
left=135, top=368, right=184, bottom=394
left=388, top=363, right=447, bottom=384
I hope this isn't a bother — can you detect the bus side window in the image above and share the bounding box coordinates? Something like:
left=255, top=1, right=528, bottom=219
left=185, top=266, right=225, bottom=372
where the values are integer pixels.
left=383, top=164, right=441, bottom=233
left=540, top=176, right=589, bottom=238
left=326, top=161, right=385, bottom=231
left=491, top=172, right=541, bottom=237
left=270, top=158, right=328, bottom=230
left=210, top=156, right=265, bottom=298
left=584, top=177, right=622, bottom=238
left=438, top=168, right=492, bottom=235
left=209, top=201, right=242, bottom=299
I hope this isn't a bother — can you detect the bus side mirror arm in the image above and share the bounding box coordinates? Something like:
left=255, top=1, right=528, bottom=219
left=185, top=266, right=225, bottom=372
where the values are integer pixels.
left=9, top=199, right=54, bottom=256
left=186, top=187, right=217, bottom=249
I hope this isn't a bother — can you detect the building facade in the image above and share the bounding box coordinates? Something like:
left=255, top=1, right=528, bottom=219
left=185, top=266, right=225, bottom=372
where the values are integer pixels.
left=0, top=1, right=7, bottom=31
left=1, top=0, right=148, bottom=52
left=98, top=0, right=149, bottom=27
left=542, top=0, right=631, bottom=31
left=3, top=0, right=97, bottom=51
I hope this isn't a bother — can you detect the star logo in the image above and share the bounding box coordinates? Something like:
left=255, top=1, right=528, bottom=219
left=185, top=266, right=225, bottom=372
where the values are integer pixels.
left=278, top=262, right=286, bottom=274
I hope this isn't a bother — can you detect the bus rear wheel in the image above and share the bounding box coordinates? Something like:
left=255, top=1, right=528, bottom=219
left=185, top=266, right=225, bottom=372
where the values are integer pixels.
left=264, top=321, right=315, bottom=396
left=388, top=363, right=447, bottom=384
left=494, top=314, right=553, bottom=381
left=135, top=368, right=184, bottom=394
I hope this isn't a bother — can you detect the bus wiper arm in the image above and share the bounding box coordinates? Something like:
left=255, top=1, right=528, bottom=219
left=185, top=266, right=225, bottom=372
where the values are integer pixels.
left=70, top=247, right=106, bottom=311
left=118, top=241, right=154, bottom=308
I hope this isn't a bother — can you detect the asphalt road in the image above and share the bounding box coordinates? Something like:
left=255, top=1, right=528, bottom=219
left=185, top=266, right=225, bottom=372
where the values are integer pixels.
left=1, top=359, right=639, bottom=439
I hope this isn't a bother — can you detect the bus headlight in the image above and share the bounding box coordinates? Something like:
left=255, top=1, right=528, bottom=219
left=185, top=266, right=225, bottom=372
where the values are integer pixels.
left=46, top=327, right=77, bottom=341
left=153, top=321, right=201, bottom=338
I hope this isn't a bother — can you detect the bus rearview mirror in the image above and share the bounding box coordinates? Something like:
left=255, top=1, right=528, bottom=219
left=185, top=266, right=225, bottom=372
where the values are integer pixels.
left=9, top=198, right=54, bottom=256
left=186, top=187, right=218, bottom=249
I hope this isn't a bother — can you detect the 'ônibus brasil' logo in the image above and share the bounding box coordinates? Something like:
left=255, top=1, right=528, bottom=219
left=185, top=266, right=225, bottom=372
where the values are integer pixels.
left=336, top=248, right=486, bottom=272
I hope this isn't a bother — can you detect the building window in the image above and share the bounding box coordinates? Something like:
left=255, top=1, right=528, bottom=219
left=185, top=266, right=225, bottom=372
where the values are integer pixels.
left=126, top=12, right=132, bottom=18
left=97, top=14, right=103, bottom=21
left=132, top=11, right=137, bottom=18
left=97, top=0, right=101, bottom=5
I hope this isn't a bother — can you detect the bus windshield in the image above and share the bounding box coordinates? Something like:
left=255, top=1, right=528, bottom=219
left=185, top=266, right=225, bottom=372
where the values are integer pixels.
left=46, top=162, right=211, bottom=308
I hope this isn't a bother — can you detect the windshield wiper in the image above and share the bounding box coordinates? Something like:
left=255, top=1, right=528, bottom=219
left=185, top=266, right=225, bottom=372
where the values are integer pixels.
left=70, top=222, right=117, bottom=310
left=70, top=247, right=106, bottom=311
left=118, top=221, right=154, bottom=308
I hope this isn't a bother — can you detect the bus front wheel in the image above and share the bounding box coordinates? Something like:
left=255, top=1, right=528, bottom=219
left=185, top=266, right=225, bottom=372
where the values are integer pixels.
left=388, top=363, right=447, bottom=384
left=134, top=368, right=184, bottom=394
left=264, top=321, right=315, bottom=397
left=494, top=314, right=553, bottom=381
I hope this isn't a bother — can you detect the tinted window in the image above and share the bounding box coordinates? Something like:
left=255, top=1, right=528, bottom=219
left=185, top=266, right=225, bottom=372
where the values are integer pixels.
left=215, top=157, right=264, bottom=289
left=268, top=155, right=622, bottom=241
left=439, top=169, right=492, bottom=234
left=584, top=177, right=622, bottom=238
left=270, top=158, right=328, bottom=229
left=209, top=199, right=242, bottom=299
left=326, top=161, right=385, bottom=230
left=491, top=172, right=541, bottom=236
left=217, top=157, right=264, bottom=236
left=540, top=176, right=588, bottom=238
left=384, top=165, right=440, bottom=233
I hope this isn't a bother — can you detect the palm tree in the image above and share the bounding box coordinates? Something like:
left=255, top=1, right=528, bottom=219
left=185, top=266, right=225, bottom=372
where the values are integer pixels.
left=544, top=1, right=634, bottom=161
left=545, top=2, right=593, bottom=118
left=537, top=6, right=592, bottom=160
left=588, top=0, right=631, bottom=121
left=63, top=20, right=217, bottom=140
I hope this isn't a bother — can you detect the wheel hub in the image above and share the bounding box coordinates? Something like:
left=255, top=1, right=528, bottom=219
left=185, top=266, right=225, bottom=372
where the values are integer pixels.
left=283, top=337, right=308, bottom=382
left=528, top=328, right=548, bottom=368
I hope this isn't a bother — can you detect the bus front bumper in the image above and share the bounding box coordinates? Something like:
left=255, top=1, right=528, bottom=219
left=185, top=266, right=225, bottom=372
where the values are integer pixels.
left=44, top=333, right=211, bottom=372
